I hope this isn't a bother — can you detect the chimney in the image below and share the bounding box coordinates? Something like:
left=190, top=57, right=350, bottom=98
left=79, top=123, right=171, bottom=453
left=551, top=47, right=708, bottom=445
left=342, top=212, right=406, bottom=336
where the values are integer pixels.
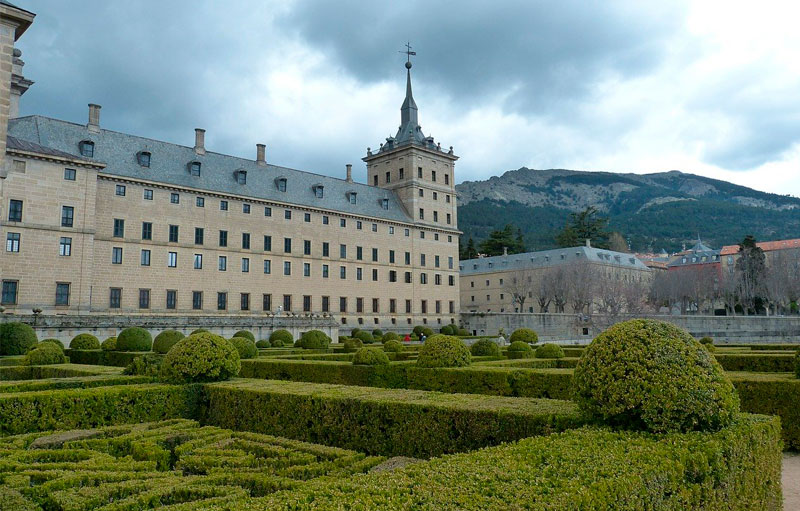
left=87, top=103, right=101, bottom=133
left=345, top=164, right=353, bottom=183
left=585, top=239, right=591, bottom=248
left=503, top=246, right=508, bottom=256
left=194, top=128, right=205, bottom=155
left=256, top=143, right=266, bottom=166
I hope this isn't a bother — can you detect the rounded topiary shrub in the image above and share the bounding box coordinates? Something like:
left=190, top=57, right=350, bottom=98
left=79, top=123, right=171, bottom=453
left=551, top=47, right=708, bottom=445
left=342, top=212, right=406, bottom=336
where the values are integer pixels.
left=412, top=326, right=434, bottom=338
left=191, top=328, right=209, bottom=335
left=535, top=343, right=565, bottom=359
left=256, top=339, right=271, bottom=348
left=70, top=333, right=100, bottom=350
left=101, top=337, right=117, bottom=351
left=159, top=332, right=240, bottom=384
left=298, top=330, right=331, bottom=349
left=0, top=322, right=37, bottom=355
left=510, top=328, right=538, bottom=344
left=457, top=328, right=469, bottom=337
left=228, top=336, right=258, bottom=359
left=350, top=328, right=362, bottom=337
left=270, top=338, right=285, bottom=348
left=699, top=336, right=714, bottom=345
left=116, top=327, right=153, bottom=352
left=383, top=339, right=403, bottom=353
left=23, top=343, right=67, bottom=366
left=124, top=354, right=163, bottom=377
left=382, top=332, right=399, bottom=342
left=39, top=338, right=65, bottom=350
left=233, top=330, right=255, bottom=342
left=372, top=329, right=383, bottom=338
left=417, top=335, right=471, bottom=368
left=439, top=325, right=456, bottom=335
left=354, top=331, right=374, bottom=345
left=152, top=330, right=185, bottom=354
left=342, top=338, right=363, bottom=353
left=573, top=319, right=740, bottom=433
left=471, top=339, right=501, bottom=357
left=269, top=329, right=293, bottom=346
left=507, top=341, right=534, bottom=359
left=352, top=347, right=390, bottom=366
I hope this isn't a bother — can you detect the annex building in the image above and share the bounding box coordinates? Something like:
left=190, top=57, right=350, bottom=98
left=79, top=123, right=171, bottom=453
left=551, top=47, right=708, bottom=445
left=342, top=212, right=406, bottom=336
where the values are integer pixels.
left=0, top=3, right=460, bottom=329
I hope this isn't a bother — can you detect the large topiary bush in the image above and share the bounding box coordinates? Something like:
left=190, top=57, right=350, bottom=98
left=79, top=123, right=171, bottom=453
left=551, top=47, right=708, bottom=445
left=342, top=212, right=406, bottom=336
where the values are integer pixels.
left=471, top=339, right=501, bottom=357
left=159, top=332, right=240, bottom=384
left=123, top=354, right=163, bottom=377
left=457, top=328, right=469, bottom=337
left=439, top=325, right=456, bottom=335
left=23, top=343, right=67, bottom=365
left=39, top=338, right=64, bottom=350
left=298, top=330, right=331, bottom=349
left=256, top=339, right=271, bottom=348
left=352, top=347, right=390, bottom=366
left=101, top=337, right=117, bottom=351
left=412, top=325, right=434, bottom=338
left=342, top=338, right=363, bottom=353
left=699, top=336, right=716, bottom=352
left=354, top=331, right=374, bottom=345
left=350, top=328, right=362, bottom=337
left=229, top=336, right=258, bottom=359
left=573, top=319, right=740, bottom=433
left=70, top=333, right=100, bottom=350
left=190, top=328, right=209, bottom=335
left=0, top=322, right=37, bottom=355
left=417, top=335, right=471, bottom=368
left=116, top=327, right=153, bottom=352
left=383, top=339, right=403, bottom=353
left=372, top=329, right=383, bottom=338
left=507, top=341, right=534, bottom=359
left=510, top=328, right=538, bottom=344
left=233, top=330, right=255, bottom=342
left=382, top=332, right=399, bottom=342
left=152, top=330, right=185, bottom=354
left=535, top=343, right=565, bottom=359
left=269, top=329, right=293, bottom=346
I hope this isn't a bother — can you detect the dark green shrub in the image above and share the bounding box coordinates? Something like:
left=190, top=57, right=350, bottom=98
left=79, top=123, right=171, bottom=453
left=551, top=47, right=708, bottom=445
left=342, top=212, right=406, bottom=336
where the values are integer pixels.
left=256, top=339, right=271, bottom=348
left=101, top=337, right=117, bottom=351
left=342, top=338, right=363, bottom=353
left=699, top=336, right=714, bottom=345
left=338, top=336, right=349, bottom=343
left=298, top=330, right=331, bottom=349
left=116, top=327, right=153, bottom=352
left=70, top=333, right=100, bottom=350
left=382, top=332, right=400, bottom=342
left=510, top=328, right=538, bottom=344
left=372, top=329, right=383, bottom=338
left=457, top=328, right=469, bottom=336
left=23, top=343, right=66, bottom=366
left=350, top=328, right=362, bottom=337
left=229, top=336, right=258, bottom=359
left=123, top=354, right=163, bottom=376
left=440, top=325, right=456, bottom=335
left=233, top=330, right=255, bottom=342
left=191, top=328, right=209, bottom=335
left=269, top=329, right=293, bottom=345
left=270, top=338, right=285, bottom=348
left=352, top=347, right=390, bottom=366
left=39, top=338, right=64, bottom=350
left=795, top=351, right=800, bottom=379
left=471, top=339, right=501, bottom=357
left=383, top=340, right=403, bottom=353
left=574, top=319, right=740, bottom=433
left=152, top=330, right=185, bottom=354
left=417, top=335, right=471, bottom=368
left=412, top=326, right=424, bottom=336
left=159, top=333, right=240, bottom=384
left=354, top=331, right=374, bottom=344
left=421, top=327, right=434, bottom=337
left=507, top=341, right=534, bottom=359
left=535, top=343, right=565, bottom=359
left=0, top=322, right=37, bottom=356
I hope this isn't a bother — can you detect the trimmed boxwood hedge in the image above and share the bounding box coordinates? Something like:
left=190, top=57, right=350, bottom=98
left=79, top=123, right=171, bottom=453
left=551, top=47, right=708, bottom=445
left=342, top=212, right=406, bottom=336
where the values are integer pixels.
left=470, top=339, right=501, bottom=357
left=713, top=353, right=795, bottom=373
left=228, top=336, right=258, bottom=359
left=153, top=330, right=185, bottom=354
left=22, top=344, right=67, bottom=366
left=417, top=335, right=471, bottom=368
left=116, top=327, right=153, bottom=352
left=39, top=338, right=65, bottom=350
left=352, top=347, right=390, bottom=366
left=70, top=333, right=100, bottom=350
left=256, top=339, right=271, bottom=348
left=535, top=343, right=565, bottom=359
left=297, top=330, right=331, bottom=349
left=160, top=333, right=241, bottom=384
left=100, top=336, right=117, bottom=351
left=232, top=330, right=255, bottom=342
left=382, top=340, right=403, bottom=353
left=64, top=349, right=148, bottom=367
left=342, top=338, right=363, bottom=353
left=0, top=322, right=37, bottom=355
left=507, top=341, right=534, bottom=359
left=509, top=328, right=538, bottom=344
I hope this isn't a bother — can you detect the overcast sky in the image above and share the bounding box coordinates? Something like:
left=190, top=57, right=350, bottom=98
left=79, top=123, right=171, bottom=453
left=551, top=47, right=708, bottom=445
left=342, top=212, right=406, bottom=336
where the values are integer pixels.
left=15, top=0, right=800, bottom=195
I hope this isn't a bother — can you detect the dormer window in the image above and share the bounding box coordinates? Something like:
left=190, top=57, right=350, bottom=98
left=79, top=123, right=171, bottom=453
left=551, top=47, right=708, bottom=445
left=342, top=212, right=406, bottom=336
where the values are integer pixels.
left=313, top=184, right=324, bottom=198
left=381, top=198, right=389, bottom=210
left=189, top=161, right=201, bottom=176
left=137, top=151, right=151, bottom=167
left=79, top=140, right=94, bottom=157
left=347, top=191, right=357, bottom=204
left=235, top=169, right=247, bottom=185
left=276, top=177, right=287, bottom=192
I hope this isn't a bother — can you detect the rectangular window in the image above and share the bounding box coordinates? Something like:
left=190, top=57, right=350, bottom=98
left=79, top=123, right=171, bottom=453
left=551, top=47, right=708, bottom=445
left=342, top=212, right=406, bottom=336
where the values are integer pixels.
left=405, top=228, right=410, bottom=237
left=356, top=268, right=363, bottom=281
left=420, top=273, right=428, bottom=284
left=390, top=299, right=396, bottom=313
left=263, top=259, right=271, bottom=274
left=446, top=213, right=451, bottom=224
left=339, top=297, right=347, bottom=313
left=109, top=287, right=121, bottom=308
left=262, top=293, right=272, bottom=311
left=372, top=298, right=379, bottom=313
left=449, top=300, right=455, bottom=314
left=303, top=262, right=310, bottom=277
left=322, top=242, right=329, bottom=257
left=448, top=256, right=454, bottom=269
left=419, top=208, right=424, bottom=220
left=140, top=249, right=151, bottom=266
left=389, top=226, right=394, bottom=234
left=139, top=289, right=150, bottom=309
left=55, top=282, right=70, bottom=306
left=433, top=211, right=438, bottom=222
left=322, top=264, right=329, bottom=278
left=389, top=270, right=397, bottom=282
left=340, top=244, right=347, bottom=258
left=241, top=293, right=250, bottom=311
left=304, top=240, right=311, bottom=255
left=340, top=218, right=346, bottom=228
left=220, top=200, right=228, bottom=211
left=116, top=185, right=126, bottom=196
left=284, top=261, right=291, bottom=276
left=64, top=168, right=76, bottom=180
left=432, top=170, right=437, bottom=182
left=372, top=268, right=378, bottom=281
left=112, top=247, right=123, bottom=264
left=8, top=199, right=22, bottom=222
left=263, top=235, right=272, bottom=251
left=405, top=299, right=412, bottom=313
left=357, top=221, right=362, bottom=230
left=404, top=252, right=411, bottom=265
left=283, top=294, right=292, bottom=312
left=322, top=296, right=329, bottom=312
left=420, top=254, right=426, bottom=266
left=446, top=195, right=451, bottom=203
left=373, top=175, right=378, bottom=186
left=144, top=189, right=153, bottom=200
left=243, top=203, right=251, bottom=214
left=448, top=275, right=455, bottom=286
left=219, top=256, right=227, bottom=271
left=356, top=246, right=363, bottom=260
left=419, top=189, right=424, bottom=198
left=166, top=290, right=177, bottom=309
left=322, top=215, right=329, bottom=225
left=404, top=272, right=411, bottom=283
left=372, top=223, right=377, bottom=232
left=356, top=297, right=364, bottom=313
left=421, top=300, right=427, bottom=314
left=217, top=292, right=227, bottom=310
left=112, top=218, right=124, bottom=237
left=399, top=168, right=404, bottom=179
left=303, top=295, right=311, bottom=312
left=445, top=174, right=449, bottom=185
left=435, top=255, right=440, bottom=268
left=284, top=209, right=292, bottom=220
left=142, top=222, right=152, bottom=240
left=242, top=233, right=250, bottom=250
left=6, top=233, right=19, bottom=252
left=284, top=238, right=292, bottom=253
left=192, top=291, right=203, bottom=310
left=194, top=254, right=203, bottom=269
left=433, top=192, right=438, bottom=201
left=62, top=206, right=75, bottom=228
left=418, top=167, right=423, bottom=178
left=385, top=171, right=390, bottom=183
left=435, top=274, right=442, bottom=285
left=59, top=237, right=72, bottom=256
left=435, top=300, right=441, bottom=314
left=304, top=213, right=311, bottom=222
left=170, top=193, right=180, bottom=204
left=264, top=206, right=272, bottom=216
left=340, top=266, right=346, bottom=279
left=371, top=248, right=378, bottom=262
left=389, top=250, right=395, bottom=264
left=169, top=225, right=179, bottom=243
left=242, top=258, right=250, bottom=272
left=196, top=197, right=205, bottom=207
left=219, top=230, right=228, bottom=247
left=195, top=227, right=204, bottom=245
left=167, top=251, right=177, bottom=267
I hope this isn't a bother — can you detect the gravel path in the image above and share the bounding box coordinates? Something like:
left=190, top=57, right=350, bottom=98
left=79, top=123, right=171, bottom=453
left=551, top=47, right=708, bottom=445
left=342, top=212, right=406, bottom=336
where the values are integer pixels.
left=784, top=453, right=800, bottom=509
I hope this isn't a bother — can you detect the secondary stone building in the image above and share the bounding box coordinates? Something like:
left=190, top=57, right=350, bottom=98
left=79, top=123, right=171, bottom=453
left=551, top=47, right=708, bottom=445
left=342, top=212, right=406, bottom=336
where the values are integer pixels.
left=0, top=4, right=460, bottom=329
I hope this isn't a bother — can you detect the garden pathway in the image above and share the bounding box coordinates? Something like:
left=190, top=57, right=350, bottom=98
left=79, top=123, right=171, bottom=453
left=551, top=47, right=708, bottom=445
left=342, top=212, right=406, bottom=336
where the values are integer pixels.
left=784, top=453, right=800, bottom=509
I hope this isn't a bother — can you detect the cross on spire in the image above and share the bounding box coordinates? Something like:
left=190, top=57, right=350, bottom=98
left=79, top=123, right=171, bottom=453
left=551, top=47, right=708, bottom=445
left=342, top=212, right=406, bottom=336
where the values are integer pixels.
left=399, top=42, right=416, bottom=65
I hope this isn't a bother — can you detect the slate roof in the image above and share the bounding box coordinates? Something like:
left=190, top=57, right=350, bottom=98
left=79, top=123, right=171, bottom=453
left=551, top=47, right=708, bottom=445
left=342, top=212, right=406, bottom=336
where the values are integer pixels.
left=8, top=115, right=414, bottom=223
left=459, top=246, right=650, bottom=275
left=666, top=250, right=720, bottom=268
left=720, top=238, right=800, bottom=256
left=6, top=135, right=98, bottom=163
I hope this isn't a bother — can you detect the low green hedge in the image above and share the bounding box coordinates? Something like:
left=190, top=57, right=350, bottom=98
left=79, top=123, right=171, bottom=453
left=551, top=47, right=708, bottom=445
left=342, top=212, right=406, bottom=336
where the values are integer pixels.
left=713, top=353, right=795, bottom=373
left=64, top=349, right=150, bottom=367
left=728, top=372, right=800, bottom=449
left=0, top=374, right=153, bottom=393
left=0, top=364, right=120, bottom=380
left=202, top=380, right=583, bottom=458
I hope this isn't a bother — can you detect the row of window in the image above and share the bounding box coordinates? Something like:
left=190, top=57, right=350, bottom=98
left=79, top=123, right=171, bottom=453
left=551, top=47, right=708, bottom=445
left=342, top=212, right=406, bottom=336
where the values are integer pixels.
left=372, top=166, right=451, bottom=186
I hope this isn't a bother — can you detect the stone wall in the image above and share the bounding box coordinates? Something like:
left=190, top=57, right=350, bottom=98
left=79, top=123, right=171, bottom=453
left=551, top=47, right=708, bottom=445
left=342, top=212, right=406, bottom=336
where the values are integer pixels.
left=460, top=312, right=800, bottom=344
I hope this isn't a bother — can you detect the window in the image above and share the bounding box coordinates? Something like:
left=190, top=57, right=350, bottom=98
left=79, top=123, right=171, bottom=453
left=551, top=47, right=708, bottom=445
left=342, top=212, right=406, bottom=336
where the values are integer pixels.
left=304, top=212, right=311, bottom=222
left=404, top=228, right=410, bottom=237
left=448, top=256, right=454, bottom=269
left=385, top=171, right=390, bottom=183
left=285, top=209, right=291, bottom=220
left=449, top=300, right=455, bottom=313
left=284, top=261, right=291, bottom=275
left=314, top=185, right=324, bottom=198
left=435, top=274, right=442, bottom=285
left=219, top=256, right=227, bottom=271
left=263, top=259, right=271, bottom=274
left=59, top=237, right=71, bottom=256
left=303, top=295, right=311, bottom=312
left=418, top=167, right=423, bottom=178
left=242, top=233, right=250, bottom=249
left=404, top=271, right=412, bottom=283
left=142, top=222, right=152, bottom=240
left=340, top=266, right=346, bottom=279
left=112, top=247, right=123, bottom=264
left=419, top=189, right=424, bottom=197
left=115, top=185, right=126, bottom=196
left=190, top=162, right=201, bottom=176
left=433, top=211, right=438, bottom=222
left=220, top=200, right=228, bottom=211
left=322, top=242, right=329, bottom=257
left=340, top=218, right=346, bottom=228
left=217, top=292, right=227, bottom=310
left=356, top=297, right=364, bottom=313
left=6, top=233, right=19, bottom=252
left=322, top=296, right=329, bottom=312
left=419, top=208, right=424, bottom=220
left=446, top=195, right=451, bottom=203
left=264, top=206, right=272, bottom=216
left=404, top=252, right=411, bottom=265
left=421, top=300, right=428, bottom=313
left=283, top=294, right=292, bottom=312
left=137, top=151, right=151, bottom=167
left=322, top=264, right=329, bottom=278
left=389, top=270, right=397, bottom=282
left=420, top=231, right=425, bottom=239
left=241, top=293, right=250, bottom=311
left=170, top=193, right=180, bottom=204
left=169, top=225, right=179, bottom=243
left=109, top=288, right=121, bottom=309
left=381, top=198, right=389, bottom=210
left=389, top=250, right=395, bottom=264
left=420, top=273, right=428, bottom=284
left=243, top=203, right=250, bottom=214
left=446, top=213, right=451, bottom=225
left=434, top=255, right=440, bottom=268
left=303, top=240, right=311, bottom=255
left=55, top=283, right=70, bottom=306
left=144, top=189, right=153, bottom=200
left=219, top=230, right=228, bottom=247
left=349, top=193, right=357, bottom=204
left=141, top=249, right=151, bottom=266
left=284, top=237, right=292, bottom=253
left=167, top=251, right=177, bottom=267
left=372, top=298, right=379, bottom=313
left=399, top=168, right=404, bottom=179
left=139, top=289, right=150, bottom=309
left=195, top=227, right=204, bottom=245
left=339, top=297, right=347, bottom=312
left=194, top=254, right=203, bottom=269
left=389, top=226, right=394, bottom=235
left=192, top=291, right=203, bottom=310
left=356, top=246, right=363, bottom=260
left=64, top=168, right=76, bottom=180
left=444, top=174, right=449, bottom=185
left=79, top=140, right=94, bottom=157
left=263, top=235, right=272, bottom=251
left=303, top=262, right=311, bottom=277
left=262, top=293, right=272, bottom=311
left=448, top=275, right=455, bottom=286
left=166, top=290, right=177, bottom=309
left=433, top=192, right=438, bottom=200
left=322, top=215, right=329, bottom=224
left=373, top=175, right=378, bottom=186
left=372, top=268, right=378, bottom=281
left=237, top=171, right=247, bottom=185
left=277, top=178, right=287, bottom=192
left=435, top=300, right=441, bottom=314
left=112, top=218, right=124, bottom=237
left=357, top=221, right=362, bottom=230
left=432, top=170, right=437, bottom=182
left=242, top=258, right=250, bottom=272
left=356, top=268, right=363, bottom=281
left=390, top=299, right=396, bottom=313
left=405, top=299, right=412, bottom=313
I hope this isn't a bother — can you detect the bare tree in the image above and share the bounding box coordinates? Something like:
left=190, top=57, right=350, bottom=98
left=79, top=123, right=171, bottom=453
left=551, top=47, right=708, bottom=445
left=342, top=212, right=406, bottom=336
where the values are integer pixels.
left=503, top=269, right=537, bottom=313
left=565, top=261, right=597, bottom=314
left=543, top=267, right=569, bottom=313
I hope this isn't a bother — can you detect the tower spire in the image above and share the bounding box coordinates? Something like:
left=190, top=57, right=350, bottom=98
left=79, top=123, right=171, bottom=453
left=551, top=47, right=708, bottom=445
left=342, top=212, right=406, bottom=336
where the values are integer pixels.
left=399, top=42, right=418, bottom=126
